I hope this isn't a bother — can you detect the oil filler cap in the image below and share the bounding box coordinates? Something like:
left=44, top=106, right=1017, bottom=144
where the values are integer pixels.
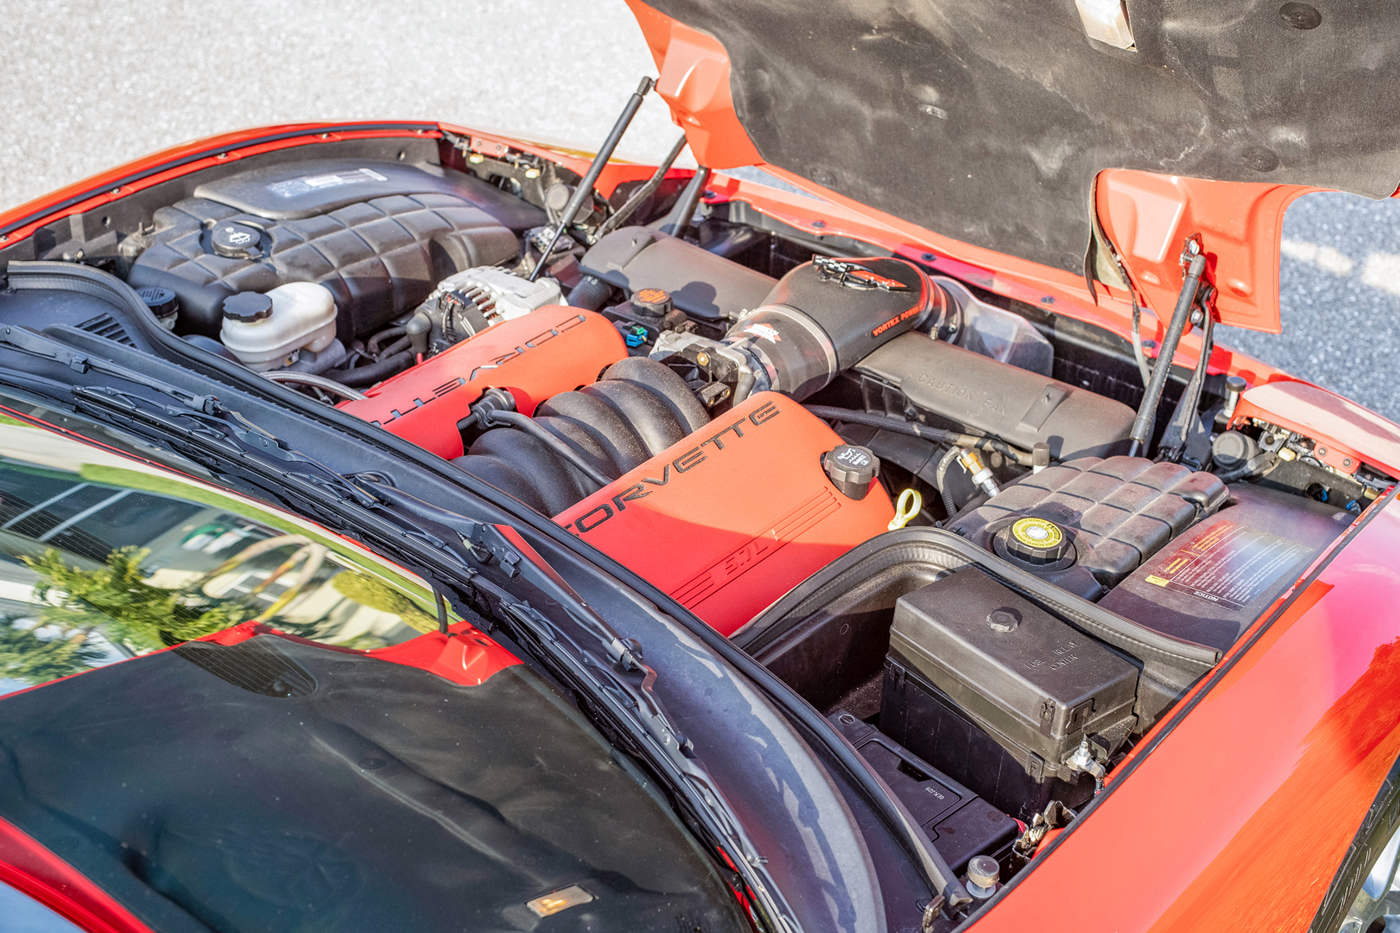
left=1004, top=516, right=1070, bottom=566
left=823, top=444, right=879, bottom=500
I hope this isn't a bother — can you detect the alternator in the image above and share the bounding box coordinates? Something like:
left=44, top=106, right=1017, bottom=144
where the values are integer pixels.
left=408, top=267, right=562, bottom=354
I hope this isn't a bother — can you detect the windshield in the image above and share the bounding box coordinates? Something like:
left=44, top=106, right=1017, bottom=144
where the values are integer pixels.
left=0, top=408, right=438, bottom=695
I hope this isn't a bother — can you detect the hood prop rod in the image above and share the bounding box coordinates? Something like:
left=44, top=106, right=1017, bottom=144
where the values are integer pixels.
left=1127, top=240, right=1207, bottom=457
left=528, top=76, right=654, bottom=281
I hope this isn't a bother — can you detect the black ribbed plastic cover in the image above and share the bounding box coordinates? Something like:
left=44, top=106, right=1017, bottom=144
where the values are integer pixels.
left=950, top=455, right=1230, bottom=587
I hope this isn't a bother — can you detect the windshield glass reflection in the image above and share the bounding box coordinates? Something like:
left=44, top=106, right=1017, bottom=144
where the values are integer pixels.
left=0, top=414, right=437, bottom=694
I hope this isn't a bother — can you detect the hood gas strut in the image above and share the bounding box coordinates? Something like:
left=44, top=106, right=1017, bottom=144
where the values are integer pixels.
left=1127, top=238, right=1207, bottom=457
left=528, top=76, right=654, bottom=281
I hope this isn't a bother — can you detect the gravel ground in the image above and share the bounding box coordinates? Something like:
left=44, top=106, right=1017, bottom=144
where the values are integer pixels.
left=0, top=2, right=1396, bottom=418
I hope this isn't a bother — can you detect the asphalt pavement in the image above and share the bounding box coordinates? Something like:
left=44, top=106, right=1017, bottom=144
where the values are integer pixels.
left=0, top=2, right=1396, bottom=419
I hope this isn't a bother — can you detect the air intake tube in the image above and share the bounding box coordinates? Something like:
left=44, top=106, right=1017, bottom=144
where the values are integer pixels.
left=652, top=256, right=948, bottom=404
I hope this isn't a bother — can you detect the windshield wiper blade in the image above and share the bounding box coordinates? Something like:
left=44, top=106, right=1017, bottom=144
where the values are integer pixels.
left=70, top=384, right=381, bottom=508
left=0, top=325, right=220, bottom=414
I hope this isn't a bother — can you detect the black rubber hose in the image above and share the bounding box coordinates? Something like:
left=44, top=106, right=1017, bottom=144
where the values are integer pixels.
left=804, top=405, right=1034, bottom=466
left=934, top=445, right=962, bottom=519
left=367, top=325, right=407, bottom=357
left=376, top=335, right=412, bottom=359
left=567, top=275, right=612, bottom=311
left=326, top=350, right=415, bottom=388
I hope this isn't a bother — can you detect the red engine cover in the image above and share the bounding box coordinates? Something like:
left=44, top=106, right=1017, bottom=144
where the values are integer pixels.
left=338, top=305, right=627, bottom=458
left=553, top=394, right=895, bottom=636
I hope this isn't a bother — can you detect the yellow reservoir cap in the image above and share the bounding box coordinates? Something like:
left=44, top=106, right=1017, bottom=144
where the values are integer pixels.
left=1010, top=517, right=1064, bottom=550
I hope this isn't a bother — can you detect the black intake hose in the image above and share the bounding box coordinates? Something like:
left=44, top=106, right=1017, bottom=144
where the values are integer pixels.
left=804, top=405, right=1034, bottom=466
left=453, top=357, right=708, bottom=515
left=326, top=349, right=416, bottom=388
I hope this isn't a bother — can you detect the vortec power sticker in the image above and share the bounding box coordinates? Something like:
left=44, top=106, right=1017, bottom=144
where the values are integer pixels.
left=1144, top=520, right=1309, bottom=611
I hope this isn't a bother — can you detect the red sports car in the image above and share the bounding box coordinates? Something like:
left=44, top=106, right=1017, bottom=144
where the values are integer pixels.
left=0, top=2, right=1396, bottom=931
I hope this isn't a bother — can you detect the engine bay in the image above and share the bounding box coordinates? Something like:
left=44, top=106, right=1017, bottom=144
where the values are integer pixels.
left=0, top=127, right=1393, bottom=896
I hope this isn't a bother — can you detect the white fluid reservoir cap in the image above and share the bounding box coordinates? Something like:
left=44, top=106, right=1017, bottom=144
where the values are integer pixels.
left=1075, top=0, right=1135, bottom=49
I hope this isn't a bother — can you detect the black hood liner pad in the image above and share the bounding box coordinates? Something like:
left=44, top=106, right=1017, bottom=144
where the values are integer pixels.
left=648, top=0, right=1400, bottom=273
left=0, top=635, right=744, bottom=933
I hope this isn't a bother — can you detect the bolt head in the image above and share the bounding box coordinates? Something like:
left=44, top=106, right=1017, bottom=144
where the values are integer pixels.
left=967, top=855, right=1000, bottom=889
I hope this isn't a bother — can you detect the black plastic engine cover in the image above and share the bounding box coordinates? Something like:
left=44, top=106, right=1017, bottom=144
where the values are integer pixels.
left=1098, top=483, right=1350, bottom=652
left=855, top=333, right=1135, bottom=461
left=579, top=226, right=777, bottom=323
left=950, top=455, right=1230, bottom=592
left=191, top=159, right=546, bottom=229
left=128, top=165, right=523, bottom=339
left=884, top=569, right=1137, bottom=816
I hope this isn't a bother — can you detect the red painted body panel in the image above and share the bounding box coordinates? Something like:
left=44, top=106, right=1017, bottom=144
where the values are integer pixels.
left=1094, top=170, right=1317, bottom=335
left=1231, top=380, right=1400, bottom=478
left=977, top=496, right=1400, bottom=932
left=625, top=0, right=763, bottom=170
left=553, top=394, right=894, bottom=636
left=207, top=621, right=522, bottom=688
left=336, top=305, right=627, bottom=459
left=0, top=817, right=155, bottom=933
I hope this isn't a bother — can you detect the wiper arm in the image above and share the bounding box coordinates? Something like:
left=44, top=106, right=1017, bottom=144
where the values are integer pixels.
left=0, top=325, right=220, bottom=415
left=70, top=384, right=380, bottom=509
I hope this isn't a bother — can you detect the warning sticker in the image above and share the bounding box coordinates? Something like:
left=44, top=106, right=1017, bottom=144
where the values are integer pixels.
left=267, top=167, right=388, bottom=199
left=1143, top=520, right=1309, bottom=611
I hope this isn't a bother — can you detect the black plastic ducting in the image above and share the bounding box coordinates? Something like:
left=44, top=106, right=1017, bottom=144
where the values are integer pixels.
left=453, top=357, right=709, bottom=515
left=579, top=226, right=776, bottom=322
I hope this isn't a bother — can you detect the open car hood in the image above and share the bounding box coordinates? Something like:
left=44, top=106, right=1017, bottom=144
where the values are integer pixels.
left=627, top=0, right=1400, bottom=332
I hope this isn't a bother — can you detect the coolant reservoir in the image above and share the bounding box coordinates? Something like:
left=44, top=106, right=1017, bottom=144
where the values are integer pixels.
left=220, top=283, right=337, bottom=371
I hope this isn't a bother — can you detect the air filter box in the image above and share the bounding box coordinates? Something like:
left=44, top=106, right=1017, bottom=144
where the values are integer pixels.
left=854, top=334, right=1135, bottom=460
left=553, top=394, right=895, bottom=636
left=338, top=305, right=626, bottom=458
left=882, top=569, right=1137, bottom=818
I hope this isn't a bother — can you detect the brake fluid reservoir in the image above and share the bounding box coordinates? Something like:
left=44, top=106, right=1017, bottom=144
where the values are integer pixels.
left=220, top=283, right=337, bottom=371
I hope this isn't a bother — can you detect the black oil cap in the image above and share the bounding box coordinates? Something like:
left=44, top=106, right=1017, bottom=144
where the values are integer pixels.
left=632, top=287, right=673, bottom=319
left=823, top=444, right=879, bottom=500
left=1002, top=516, right=1070, bottom=566
left=222, top=292, right=274, bottom=323
left=211, top=222, right=263, bottom=260
left=136, top=285, right=179, bottom=321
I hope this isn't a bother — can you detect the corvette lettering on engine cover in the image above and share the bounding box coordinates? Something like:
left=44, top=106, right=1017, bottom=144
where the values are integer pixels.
left=553, top=394, right=894, bottom=636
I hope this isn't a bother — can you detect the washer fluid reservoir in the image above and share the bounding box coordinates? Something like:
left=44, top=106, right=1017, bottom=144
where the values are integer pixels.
left=220, top=283, right=337, bottom=371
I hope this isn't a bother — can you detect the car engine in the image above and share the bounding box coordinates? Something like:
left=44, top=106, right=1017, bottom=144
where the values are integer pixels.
left=8, top=130, right=1393, bottom=880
